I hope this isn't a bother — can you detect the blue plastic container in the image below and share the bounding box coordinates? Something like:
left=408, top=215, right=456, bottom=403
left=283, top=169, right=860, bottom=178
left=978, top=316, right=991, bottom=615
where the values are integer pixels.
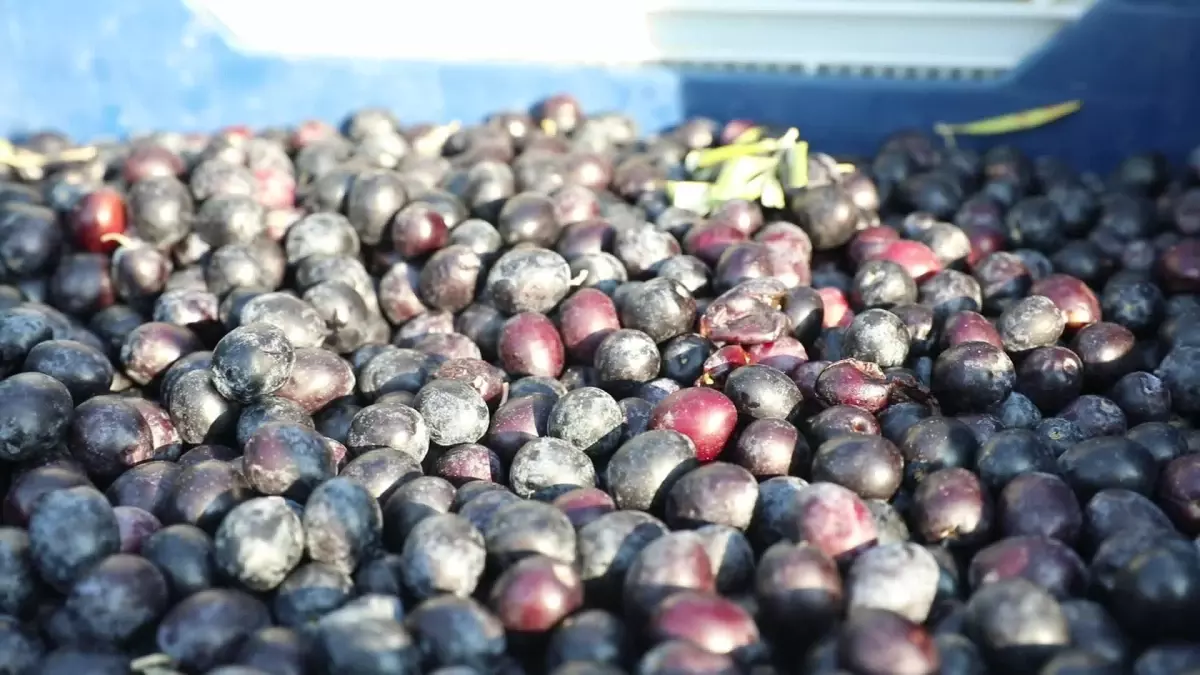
left=0, top=0, right=1197, bottom=172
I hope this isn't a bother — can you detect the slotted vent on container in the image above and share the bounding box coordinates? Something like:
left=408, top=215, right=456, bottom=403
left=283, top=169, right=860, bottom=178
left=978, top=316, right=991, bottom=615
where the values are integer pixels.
left=188, top=0, right=1093, bottom=80
left=643, top=0, right=1093, bottom=80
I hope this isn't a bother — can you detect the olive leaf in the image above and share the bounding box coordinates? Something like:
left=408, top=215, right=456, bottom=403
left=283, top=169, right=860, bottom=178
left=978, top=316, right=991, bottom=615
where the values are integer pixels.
left=710, top=155, right=779, bottom=204
left=667, top=181, right=714, bottom=214
left=680, top=126, right=806, bottom=212
left=686, top=137, right=780, bottom=173
left=934, top=100, right=1082, bottom=148
left=760, top=177, right=786, bottom=209
left=731, top=126, right=767, bottom=145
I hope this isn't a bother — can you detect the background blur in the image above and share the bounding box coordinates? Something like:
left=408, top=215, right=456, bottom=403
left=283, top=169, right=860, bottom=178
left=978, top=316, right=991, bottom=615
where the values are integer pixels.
left=0, top=0, right=1196, bottom=170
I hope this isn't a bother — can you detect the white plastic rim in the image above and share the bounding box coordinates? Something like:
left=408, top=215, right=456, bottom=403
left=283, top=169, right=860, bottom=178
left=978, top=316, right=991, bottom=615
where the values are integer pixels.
left=186, top=0, right=1094, bottom=77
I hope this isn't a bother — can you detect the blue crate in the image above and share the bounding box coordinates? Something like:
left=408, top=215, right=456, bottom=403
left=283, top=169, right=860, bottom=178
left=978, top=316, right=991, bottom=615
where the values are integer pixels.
left=0, top=0, right=1196, bottom=172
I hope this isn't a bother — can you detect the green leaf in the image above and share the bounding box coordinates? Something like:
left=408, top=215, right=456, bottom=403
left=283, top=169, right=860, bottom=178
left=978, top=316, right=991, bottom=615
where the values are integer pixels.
left=686, top=138, right=779, bottom=172
left=784, top=140, right=810, bottom=189
left=710, top=155, right=779, bottom=203
left=776, top=128, right=800, bottom=150
left=731, top=126, right=767, bottom=145
left=690, top=165, right=723, bottom=183
left=738, top=172, right=771, bottom=202
left=667, top=181, right=714, bottom=214
left=760, top=177, right=786, bottom=209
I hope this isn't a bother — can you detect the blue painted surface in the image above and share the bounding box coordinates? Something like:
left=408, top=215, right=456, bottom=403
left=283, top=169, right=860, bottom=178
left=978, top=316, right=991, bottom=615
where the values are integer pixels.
left=0, top=0, right=1197, bottom=172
